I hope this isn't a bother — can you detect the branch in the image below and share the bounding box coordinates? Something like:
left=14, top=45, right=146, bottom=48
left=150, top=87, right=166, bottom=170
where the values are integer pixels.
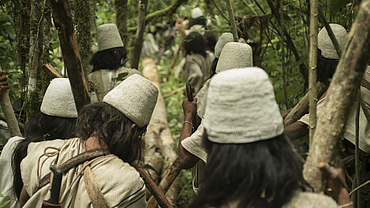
left=211, top=0, right=229, bottom=22
left=226, top=0, right=238, bottom=41
left=318, top=8, right=342, bottom=58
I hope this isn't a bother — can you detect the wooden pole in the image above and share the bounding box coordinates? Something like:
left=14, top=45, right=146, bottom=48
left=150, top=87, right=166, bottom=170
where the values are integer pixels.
left=318, top=8, right=342, bottom=58
left=280, top=0, right=288, bottom=110
left=0, top=93, right=22, bottom=137
left=131, top=0, right=148, bottom=69
left=308, top=0, right=318, bottom=147
left=50, top=0, right=90, bottom=113
left=226, top=0, right=238, bottom=42
left=303, top=0, right=370, bottom=192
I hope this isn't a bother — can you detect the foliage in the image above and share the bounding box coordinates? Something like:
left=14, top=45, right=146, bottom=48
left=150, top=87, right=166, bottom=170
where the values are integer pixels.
left=0, top=193, right=10, bottom=208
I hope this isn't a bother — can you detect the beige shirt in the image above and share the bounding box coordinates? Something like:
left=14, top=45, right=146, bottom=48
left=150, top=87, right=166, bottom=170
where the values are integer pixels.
left=184, top=52, right=214, bottom=94
left=21, top=138, right=146, bottom=208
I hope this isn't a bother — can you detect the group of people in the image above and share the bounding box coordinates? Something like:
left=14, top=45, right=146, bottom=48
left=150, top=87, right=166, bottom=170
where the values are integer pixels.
left=0, top=7, right=366, bottom=208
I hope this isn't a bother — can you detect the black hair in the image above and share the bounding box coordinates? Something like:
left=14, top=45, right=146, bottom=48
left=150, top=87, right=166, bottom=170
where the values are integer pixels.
left=203, top=32, right=217, bottom=53
left=184, top=32, right=207, bottom=57
left=75, top=102, right=146, bottom=164
left=189, top=131, right=311, bottom=208
left=188, top=16, right=206, bottom=29
left=317, top=49, right=339, bottom=85
left=90, top=47, right=128, bottom=72
left=12, top=112, right=76, bottom=198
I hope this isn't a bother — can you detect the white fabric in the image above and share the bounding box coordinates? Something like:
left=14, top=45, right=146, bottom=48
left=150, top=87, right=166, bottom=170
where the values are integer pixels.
left=181, top=122, right=207, bottom=163
left=21, top=138, right=146, bottom=208
left=186, top=25, right=205, bottom=36
left=196, top=79, right=211, bottom=119
left=141, top=33, right=159, bottom=58
left=103, top=74, right=158, bottom=127
left=0, top=120, right=10, bottom=146
left=89, top=67, right=142, bottom=103
left=282, top=191, right=338, bottom=208
left=40, top=78, right=78, bottom=118
left=318, top=24, right=347, bottom=59
left=299, top=68, right=370, bottom=153
left=97, top=24, right=124, bottom=51
left=214, top=33, right=234, bottom=58
left=191, top=7, right=203, bottom=19
left=0, top=136, right=23, bottom=208
left=204, top=68, right=284, bottom=143
left=216, top=42, right=253, bottom=73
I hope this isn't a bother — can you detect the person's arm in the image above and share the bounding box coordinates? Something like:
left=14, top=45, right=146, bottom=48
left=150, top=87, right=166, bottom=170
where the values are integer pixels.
left=319, top=162, right=353, bottom=208
left=284, top=121, right=309, bottom=141
left=19, top=186, right=30, bottom=206
left=178, top=97, right=199, bottom=169
left=0, top=70, right=9, bottom=96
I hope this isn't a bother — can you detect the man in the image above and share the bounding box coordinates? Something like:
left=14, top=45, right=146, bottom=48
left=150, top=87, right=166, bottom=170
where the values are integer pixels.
left=178, top=42, right=254, bottom=194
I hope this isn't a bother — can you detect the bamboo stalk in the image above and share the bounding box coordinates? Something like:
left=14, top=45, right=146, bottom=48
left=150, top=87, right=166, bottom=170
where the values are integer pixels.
left=226, top=0, right=238, bottom=42
left=308, top=0, right=318, bottom=147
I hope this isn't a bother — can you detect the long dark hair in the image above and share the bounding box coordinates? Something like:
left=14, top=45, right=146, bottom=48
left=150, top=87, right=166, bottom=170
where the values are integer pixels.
left=90, top=47, right=128, bottom=72
left=317, top=49, right=339, bottom=85
left=188, top=16, right=206, bottom=29
left=189, top=131, right=311, bottom=208
left=74, top=102, right=146, bottom=164
left=12, top=112, right=76, bottom=198
left=184, top=32, right=207, bottom=57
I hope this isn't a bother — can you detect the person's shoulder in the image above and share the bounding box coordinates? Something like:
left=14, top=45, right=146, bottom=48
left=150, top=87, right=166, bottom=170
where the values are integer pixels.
left=284, top=191, right=337, bottom=208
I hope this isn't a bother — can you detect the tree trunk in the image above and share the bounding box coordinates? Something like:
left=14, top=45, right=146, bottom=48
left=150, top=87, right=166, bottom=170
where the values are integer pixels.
left=26, top=0, right=43, bottom=121
left=50, top=0, right=90, bottom=114
left=115, top=0, right=129, bottom=46
left=303, top=0, right=370, bottom=192
left=131, top=0, right=148, bottom=70
left=75, top=0, right=92, bottom=77
left=0, top=93, right=22, bottom=137
left=226, top=0, right=238, bottom=42
left=308, top=0, right=318, bottom=146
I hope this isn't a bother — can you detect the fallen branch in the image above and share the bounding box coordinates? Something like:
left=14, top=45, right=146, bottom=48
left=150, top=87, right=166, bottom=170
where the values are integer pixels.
left=42, top=63, right=63, bottom=79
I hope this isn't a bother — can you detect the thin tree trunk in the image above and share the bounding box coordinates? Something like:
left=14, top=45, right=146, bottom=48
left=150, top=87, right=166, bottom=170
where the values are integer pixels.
left=281, top=0, right=288, bottom=109
left=226, top=0, right=238, bottom=42
left=0, top=93, right=22, bottom=137
left=42, top=1, right=51, bottom=65
left=75, top=0, right=92, bottom=76
left=303, top=0, right=370, bottom=192
left=131, top=0, right=148, bottom=70
left=308, top=0, right=318, bottom=146
left=115, top=0, right=129, bottom=46
left=50, top=0, right=90, bottom=114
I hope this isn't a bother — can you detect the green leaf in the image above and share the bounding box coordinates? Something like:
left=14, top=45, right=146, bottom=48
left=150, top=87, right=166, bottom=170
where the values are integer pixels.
left=330, top=0, right=351, bottom=15
left=0, top=200, right=11, bottom=208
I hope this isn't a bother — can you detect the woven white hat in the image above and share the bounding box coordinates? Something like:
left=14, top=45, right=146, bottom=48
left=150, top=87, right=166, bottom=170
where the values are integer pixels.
left=203, top=67, right=284, bottom=143
left=103, top=74, right=158, bottom=127
left=214, top=33, right=234, bottom=58
left=216, top=42, right=253, bottom=73
left=318, top=24, right=347, bottom=59
left=41, top=78, right=78, bottom=118
left=97, top=24, right=124, bottom=51
left=192, top=7, right=203, bottom=19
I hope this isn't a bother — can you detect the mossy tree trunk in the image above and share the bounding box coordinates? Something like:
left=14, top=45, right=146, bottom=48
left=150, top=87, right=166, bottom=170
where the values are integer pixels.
left=75, top=0, right=92, bottom=76
left=115, top=0, right=129, bottom=46
left=25, top=0, right=44, bottom=122
left=204, top=0, right=216, bottom=18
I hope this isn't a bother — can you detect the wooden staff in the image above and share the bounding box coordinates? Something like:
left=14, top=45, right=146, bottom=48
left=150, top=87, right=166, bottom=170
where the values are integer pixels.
left=0, top=93, right=22, bottom=137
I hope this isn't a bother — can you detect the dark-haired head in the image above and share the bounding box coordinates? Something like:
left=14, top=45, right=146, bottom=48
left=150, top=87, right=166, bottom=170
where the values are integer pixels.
left=12, top=112, right=76, bottom=198
left=189, top=16, right=206, bottom=29
left=189, top=131, right=311, bottom=208
left=317, top=49, right=339, bottom=85
left=90, top=47, right=128, bottom=72
left=75, top=102, right=146, bottom=164
left=184, top=32, right=207, bottom=57
left=203, top=32, right=217, bottom=53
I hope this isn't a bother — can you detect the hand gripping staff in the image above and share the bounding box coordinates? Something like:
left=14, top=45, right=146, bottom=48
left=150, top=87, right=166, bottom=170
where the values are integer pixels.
left=42, top=165, right=63, bottom=208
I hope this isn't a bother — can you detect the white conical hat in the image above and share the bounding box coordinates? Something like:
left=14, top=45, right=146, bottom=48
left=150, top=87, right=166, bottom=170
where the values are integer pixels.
left=41, top=78, right=78, bottom=118
left=318, top=24, right=347, bottom=59
left=216, top=42, right=253, bottom=73
left=203, top=68, right=284, bottom=143
left=214, top=33, right=234, bottom=58
left=192, top=7, right=203, bottom=19
left=97, top=24, right=124, bottom=51
left=103, top=74, right=158, bottom=127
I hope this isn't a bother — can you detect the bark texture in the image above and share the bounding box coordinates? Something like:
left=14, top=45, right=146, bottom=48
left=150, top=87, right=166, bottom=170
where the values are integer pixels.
left=131, top=0, right=148, bottom=70
left=303, top=0, right=370, bottom=192
left=0, top=93, right=22, bottom=137
left=50, top=0, right=90, bottom=114
left=226, top=0, right=238, bottom=42
left=115, top=0, right=129, bottom=46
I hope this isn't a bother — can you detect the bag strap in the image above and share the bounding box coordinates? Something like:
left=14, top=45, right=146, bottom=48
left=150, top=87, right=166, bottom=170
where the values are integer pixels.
left=34, top=149, right=110, bottom=194
left=84, top=163, right=109, bottom=208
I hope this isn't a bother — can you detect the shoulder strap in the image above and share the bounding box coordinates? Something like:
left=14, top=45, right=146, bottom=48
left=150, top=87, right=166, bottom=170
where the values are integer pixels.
left=84, top=164, right=109, bottom=208
left=34, top=149, right=110, bottom=194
